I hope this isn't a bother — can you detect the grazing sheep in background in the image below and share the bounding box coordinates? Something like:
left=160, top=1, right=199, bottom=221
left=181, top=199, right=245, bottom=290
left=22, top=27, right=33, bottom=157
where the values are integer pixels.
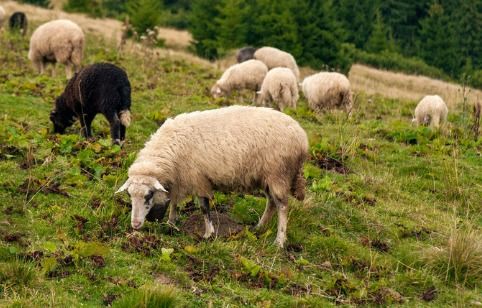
left=50, top=63, right=132, bottom=145
left=254, top=46, right=300, bottom=81
left=256, top=67, right=299, bottom=111
left=0, top=6, right=5, bottom=30
left=116, top=106, right=308, bottom=248
left=237, top=46, right=257, bottom=63
left=211, top=60, right=268, bottom=98
left=29, top=19, right=84, bottom=78
left=9, top=11, right=27, bottom=36
left=302, top=72, right=353, bottom=113
left=412, top=95, right=448, bottom=128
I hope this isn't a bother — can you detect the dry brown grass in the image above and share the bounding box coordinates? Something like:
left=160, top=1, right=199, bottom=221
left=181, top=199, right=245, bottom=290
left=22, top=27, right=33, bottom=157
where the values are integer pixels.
left=156, top=27, right=191, bottom=50
left=349, top=64, right=482, bottom=106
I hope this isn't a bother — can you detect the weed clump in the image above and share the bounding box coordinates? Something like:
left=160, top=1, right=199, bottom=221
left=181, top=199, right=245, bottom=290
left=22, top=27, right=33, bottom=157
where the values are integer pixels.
left=112, top=284, right=177, bottom=308
left=0, top=261, right=36, bottom=287
left=424, top=228, right=482, bottom=286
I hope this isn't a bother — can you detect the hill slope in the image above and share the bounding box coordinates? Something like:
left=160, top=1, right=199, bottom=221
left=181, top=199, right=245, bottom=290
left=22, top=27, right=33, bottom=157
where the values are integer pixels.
left=0, top=14, right=481, bottom=308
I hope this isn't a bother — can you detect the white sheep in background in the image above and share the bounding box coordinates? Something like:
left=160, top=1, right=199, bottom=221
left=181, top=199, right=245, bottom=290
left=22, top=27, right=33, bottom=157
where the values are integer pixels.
left=0, top=6, right=5, bottom=29
left=116, top=106, right=308, bottom=248
left=28, top=19, right=85, bottom=78
left=256, top=67, right=299, bottom=111
left=413, top=95, right=448, bottom=128
left=211, top=60, right=268, bottom=98
left=301, top=72, right=353, bottom=113
left=254, top=46, right=300, bottom=81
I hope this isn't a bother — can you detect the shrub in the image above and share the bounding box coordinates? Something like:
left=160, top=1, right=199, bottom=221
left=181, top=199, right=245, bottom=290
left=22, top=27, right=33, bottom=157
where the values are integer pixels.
left=64, top=0, right=105, bottom=18
left=19, top=0, right=49, bottom=7
left=127, top=0, right=163, bottom=36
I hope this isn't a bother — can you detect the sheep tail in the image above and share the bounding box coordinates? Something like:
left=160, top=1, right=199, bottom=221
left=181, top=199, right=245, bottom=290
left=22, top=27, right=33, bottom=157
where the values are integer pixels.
left=119, top=110, right=132, bottom=127
left=291, top=165, right=306, bottom=201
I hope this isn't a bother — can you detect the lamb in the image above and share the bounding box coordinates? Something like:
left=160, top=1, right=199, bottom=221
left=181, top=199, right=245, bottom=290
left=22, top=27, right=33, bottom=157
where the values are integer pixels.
left=116, top=106, right=308, bottom=248
left=236, top=46, right=257, bottom=63
left=0, top=6, right=5, bottom=30
left=28, top=19, right=84, bottom=78
left=50, top=63, right=132, bottom=145
left=412, top=95, right=448, bottom=128
left=254, top=46, right=300, bottom=81
left=301, top=72, right=353, bottom=113
left=9, top=11, right=27, bottom=36
left=256, top=67, right=299, bottom=111
left=211, top=60, right=268, bottom=98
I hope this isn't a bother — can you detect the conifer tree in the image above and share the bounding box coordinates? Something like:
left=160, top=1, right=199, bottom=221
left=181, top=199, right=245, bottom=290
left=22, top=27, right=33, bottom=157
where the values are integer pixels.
left=419, top=2, right=458, bottom=75
left=189, top=0, right=222, bottom=59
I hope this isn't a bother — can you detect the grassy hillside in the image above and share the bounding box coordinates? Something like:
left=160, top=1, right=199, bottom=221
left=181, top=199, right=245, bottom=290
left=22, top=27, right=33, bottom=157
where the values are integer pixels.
left=0, top=29, right=481, bottom=307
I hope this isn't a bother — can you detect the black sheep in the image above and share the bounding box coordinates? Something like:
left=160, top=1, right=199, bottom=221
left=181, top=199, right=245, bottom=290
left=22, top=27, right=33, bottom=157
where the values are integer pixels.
left=50, top=63, right=132, bottom=145
left=236, top=46, right=257, bottom=63
left=9, top=12, right=27, bottom=36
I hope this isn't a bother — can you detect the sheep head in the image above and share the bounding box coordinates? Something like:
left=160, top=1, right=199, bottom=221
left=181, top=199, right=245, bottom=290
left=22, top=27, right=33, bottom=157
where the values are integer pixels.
left=210, top=83, right=226, bottom=98
left=50, top=96, right=75, bottom=134
left=116, top=176, right=170, bottom=230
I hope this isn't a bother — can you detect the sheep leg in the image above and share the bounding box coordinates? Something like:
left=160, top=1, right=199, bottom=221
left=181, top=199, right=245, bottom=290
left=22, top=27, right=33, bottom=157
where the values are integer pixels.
left=272, top=195, right=289, bottom=248
left=107, top=113, right=122, bottom=145
left=167, top=203, right=178, bottom=225
left=200, top=197, right=215, bottom=239
left=255, top=189, right=277, bottom=231
left=79, top=114, right=93, bottom=138
left=65, top=63, right=73, bottom=79
left=120, top=124, right=126, bottom=141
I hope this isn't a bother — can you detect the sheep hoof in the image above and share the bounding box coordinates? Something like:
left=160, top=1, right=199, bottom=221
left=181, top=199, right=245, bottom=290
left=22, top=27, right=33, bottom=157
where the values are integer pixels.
left=274, top=238, right=286, bottom=248
left=203, top=221, right=215, bottom=239
left=113, top=139, right=122, bottom=146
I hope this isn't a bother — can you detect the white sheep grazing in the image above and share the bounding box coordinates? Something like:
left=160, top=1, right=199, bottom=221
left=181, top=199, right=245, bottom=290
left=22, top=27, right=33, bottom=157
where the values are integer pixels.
left=413, top=95, right=448, bottom=128
left=256, top=67, right=299, bottom=111
left=301, top=72, right=353, bottom=113
left=211, top=59, right=268, bottom=98
left=0, top=6, right=5, bottom=29
left=116, top=105, right=308, bottom=248
left=28, top=19, right=85, bottom=78
left=254, top=47, right=300, bottom=81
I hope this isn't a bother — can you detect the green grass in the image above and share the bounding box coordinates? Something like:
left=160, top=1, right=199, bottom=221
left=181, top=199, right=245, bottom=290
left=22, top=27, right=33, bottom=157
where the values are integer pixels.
left=0, top=30, right=481, bottom=307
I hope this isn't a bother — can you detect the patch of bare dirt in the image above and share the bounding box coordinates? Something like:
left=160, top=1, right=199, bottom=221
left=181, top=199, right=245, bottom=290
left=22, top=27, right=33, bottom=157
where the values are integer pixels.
left=181, top=212, right=243, bottom=239
left=360, top=236, right=390, bottom=253
left=421, top=286, right=437, bottom=302
left=312, top=154, right=350, bottom=174
left=121, top=233, right=160, bottom=256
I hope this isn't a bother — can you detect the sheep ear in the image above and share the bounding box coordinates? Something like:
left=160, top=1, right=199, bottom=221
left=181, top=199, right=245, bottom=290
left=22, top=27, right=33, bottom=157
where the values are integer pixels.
left=116, top=179, right=131, bottom=194
left=153, top=180, right=168, bottom=193
left=256, top=91, right=262, bottom=94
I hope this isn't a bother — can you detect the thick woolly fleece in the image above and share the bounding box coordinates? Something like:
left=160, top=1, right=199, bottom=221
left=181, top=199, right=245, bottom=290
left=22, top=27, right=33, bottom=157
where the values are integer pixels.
left=50, top=63, right=132, bottom=144
left=413, top=95, right=448, bottom=128
left=236, top=46, right=257, bottom=63
left=257, top=67, right=299, bottom=111
left=122, top=105, right=308, bottom=247
left=211, top=59, right=268, bottom=97
left=254, top=47, right=300, bottom=81
left=29, top=19, right=84, bottom=78
left=9, top=11, right=27, bottom=35
left=302, top=72, right=353, bottom=112
left=0, top=6, right=5, bottom=29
